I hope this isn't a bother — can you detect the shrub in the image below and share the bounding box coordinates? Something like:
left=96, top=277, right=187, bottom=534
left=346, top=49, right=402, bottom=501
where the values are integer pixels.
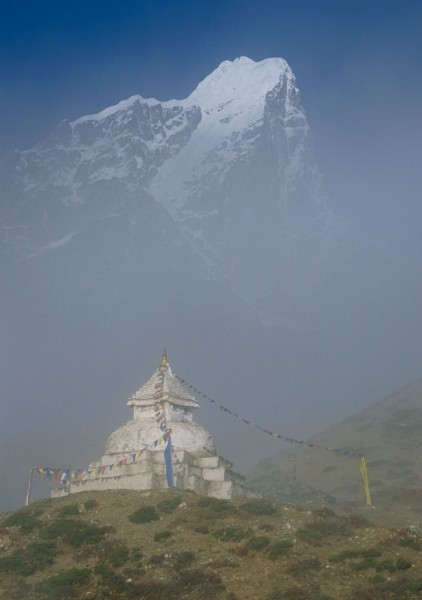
left=27, top=541, right=57, bottom=568
left=177, top=568, right=206, bottom=587
left=369, top=574, right=386, bottom=584
left=351, top=557, right=378, bottom=570
left=0, top=553, right=35, bottom=577
left=57, top=504, right=80, bottom=518
left=329, top=548, right=381, bottom=564
left=398, top=537, right=422, bottom=551
left=269, top=539, right=294, bottom=557
left=43, top=567, right=91, bottom=586
left=194, top=524, right=209, bottom=534
left=3, top=509, right=41, bottom=533
left=360, top=549, right=382, bottom=558
left=174, top=551, right=196, bottom=567
left=37, top=567, right=91, bottom=598
left=396, top=557, right=412, bottom=570
left=329, top=549, right=361, bottom=562
left=347, top=513, right=372, bottom=527
left=174, top=567, right=226, bottom=596
left=84, top=499, right=98, bottom=510
left=129, top=505, right=160, bottom=524
left=41, top=518, right=112, bottom=547
left=95, top=565, right=146, bottom=598
left=296, top=528, right=323, bottom=542
left=157, top=495, right=182, bottom=513
left=197, top=496, right=236, bottom=513
left=0, top=541, right=57, bottom=576
left=107, top=544, right=130, bottom=567
left=154, top=530, right=172, bottom=542
left=247, top=536, right=271, bottom=550
left=240, top=501, right=276, bottom=516
left=94, top=563, right=112, bottom=578
left=310, top=519, right=351, bottom=537
left=130, top=546, right=143, bottom=561
left=406, top=580, right=422, bottom=593
left=376, top=559, right=396, bottom=573
left=149, top=553, right=165, bottom=565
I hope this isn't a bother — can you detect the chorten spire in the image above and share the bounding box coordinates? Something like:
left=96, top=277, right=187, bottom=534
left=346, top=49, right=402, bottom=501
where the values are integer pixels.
left=160, top=349, right=168, bottom=368
left=127, top=351, right=198, bottom=421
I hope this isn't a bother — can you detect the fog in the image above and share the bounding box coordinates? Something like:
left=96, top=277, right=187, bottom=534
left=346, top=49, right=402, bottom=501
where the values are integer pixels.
left=1, top=2, right=422, bottom=512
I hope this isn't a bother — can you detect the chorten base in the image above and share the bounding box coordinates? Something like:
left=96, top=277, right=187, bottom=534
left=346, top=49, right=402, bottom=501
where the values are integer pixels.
left=51, top=449, right=257, bottom=500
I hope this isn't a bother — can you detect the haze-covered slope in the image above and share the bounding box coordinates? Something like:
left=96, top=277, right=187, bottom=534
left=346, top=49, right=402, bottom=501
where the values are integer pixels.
left=247, top=380, right=422, bottom=524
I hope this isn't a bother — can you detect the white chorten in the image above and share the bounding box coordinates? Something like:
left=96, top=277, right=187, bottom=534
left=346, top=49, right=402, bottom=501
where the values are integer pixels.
left=52, top=352, right=255, bottom=499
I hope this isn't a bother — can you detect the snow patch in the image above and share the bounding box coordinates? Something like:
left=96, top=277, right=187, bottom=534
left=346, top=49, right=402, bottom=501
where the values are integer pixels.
left=28, top=231, right=80, bottom=257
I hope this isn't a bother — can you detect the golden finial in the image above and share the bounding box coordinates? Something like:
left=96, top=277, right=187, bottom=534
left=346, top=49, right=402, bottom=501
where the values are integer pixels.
left=160, top=349, right=168, bottom=368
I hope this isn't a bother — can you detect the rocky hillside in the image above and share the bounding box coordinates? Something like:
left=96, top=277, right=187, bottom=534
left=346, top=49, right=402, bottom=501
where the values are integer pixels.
left=1, top=490, right=421, bottom=600
left=247, top=381, right=422, bottom=527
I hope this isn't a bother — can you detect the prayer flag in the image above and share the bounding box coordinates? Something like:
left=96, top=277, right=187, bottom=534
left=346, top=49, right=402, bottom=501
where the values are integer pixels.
left=164, top=437, right=174, bottom=488
left=359, top=455, right=372, bottom=506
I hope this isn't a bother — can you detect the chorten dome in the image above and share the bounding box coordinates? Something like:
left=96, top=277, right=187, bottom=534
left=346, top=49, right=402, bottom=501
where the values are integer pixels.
left=105, top=351, right=215, bottom=454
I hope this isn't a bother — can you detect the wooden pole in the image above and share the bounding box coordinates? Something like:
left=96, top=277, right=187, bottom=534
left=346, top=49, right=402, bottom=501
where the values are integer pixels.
left=25, top=467, right=34, bottom=506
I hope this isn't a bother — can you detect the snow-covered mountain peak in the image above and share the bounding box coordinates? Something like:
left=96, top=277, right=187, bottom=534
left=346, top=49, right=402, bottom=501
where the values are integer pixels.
left=70, top=57, right=292, bottom=130
left=1, top=56, right=323, bottom=265
left=188, top=56, right=291, bottom=112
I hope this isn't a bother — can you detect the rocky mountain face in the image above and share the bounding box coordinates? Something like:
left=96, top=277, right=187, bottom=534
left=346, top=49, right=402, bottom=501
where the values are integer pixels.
left=1, top=57, right=421, bottom=512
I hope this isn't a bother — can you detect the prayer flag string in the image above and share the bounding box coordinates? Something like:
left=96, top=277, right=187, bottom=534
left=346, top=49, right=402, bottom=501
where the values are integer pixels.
left=33, top=429, right=172, bottom=486
left=177, top=376, right=362, bottom=457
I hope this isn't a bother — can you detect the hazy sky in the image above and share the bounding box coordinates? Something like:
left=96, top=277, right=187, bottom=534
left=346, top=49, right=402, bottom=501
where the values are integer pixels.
left=1, top=0, right=421, bottom=257
left=1, top=1, right=422, bottom=510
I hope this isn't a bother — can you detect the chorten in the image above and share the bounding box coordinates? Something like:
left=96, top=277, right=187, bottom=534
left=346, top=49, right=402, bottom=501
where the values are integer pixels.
left=52, top=352, right=254, bottom=499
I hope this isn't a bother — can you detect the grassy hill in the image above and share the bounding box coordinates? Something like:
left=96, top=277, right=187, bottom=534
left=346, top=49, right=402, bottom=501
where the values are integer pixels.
left=1, top=489, right=421, bottom=599
left=246, top=381, right=422, bottom=527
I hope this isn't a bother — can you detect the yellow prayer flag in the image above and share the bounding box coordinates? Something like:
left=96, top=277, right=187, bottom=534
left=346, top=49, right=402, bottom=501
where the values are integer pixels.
left=359, top=455, right=372, bottom=506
